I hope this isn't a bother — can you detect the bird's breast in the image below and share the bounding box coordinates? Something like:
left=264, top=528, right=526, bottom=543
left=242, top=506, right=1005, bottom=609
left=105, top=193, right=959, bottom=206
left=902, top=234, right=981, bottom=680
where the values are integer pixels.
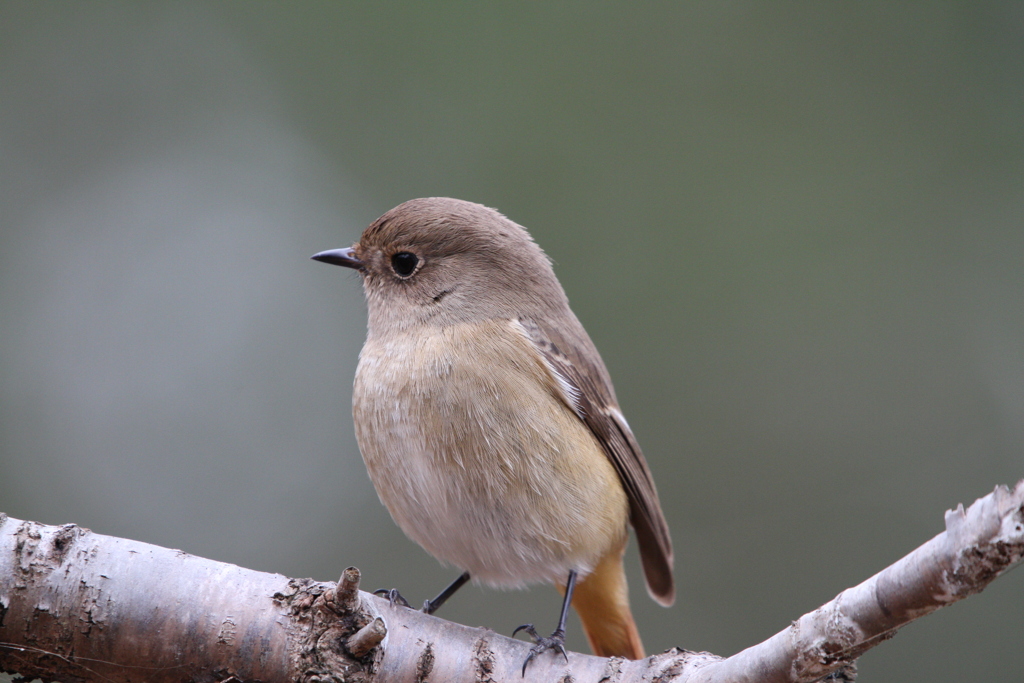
left=352, top=319, right=627, bottom=586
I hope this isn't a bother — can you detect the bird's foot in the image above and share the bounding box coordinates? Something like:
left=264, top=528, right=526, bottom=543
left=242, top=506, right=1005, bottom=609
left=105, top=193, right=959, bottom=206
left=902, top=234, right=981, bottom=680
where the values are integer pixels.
left=372, top=588, right=412, bottom=609
left=512, top=624, right=568, bottom=676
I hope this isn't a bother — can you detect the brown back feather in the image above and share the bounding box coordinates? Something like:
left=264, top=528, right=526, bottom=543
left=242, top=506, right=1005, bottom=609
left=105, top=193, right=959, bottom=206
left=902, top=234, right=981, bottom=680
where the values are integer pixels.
left=518, top=316, right=675, bottom=606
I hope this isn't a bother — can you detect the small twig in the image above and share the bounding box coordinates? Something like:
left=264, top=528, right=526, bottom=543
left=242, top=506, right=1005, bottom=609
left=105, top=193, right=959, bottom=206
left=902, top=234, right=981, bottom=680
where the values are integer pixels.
left=346, top=617, right=387, bottom=658
left=330, top=566, right=362, bottom=613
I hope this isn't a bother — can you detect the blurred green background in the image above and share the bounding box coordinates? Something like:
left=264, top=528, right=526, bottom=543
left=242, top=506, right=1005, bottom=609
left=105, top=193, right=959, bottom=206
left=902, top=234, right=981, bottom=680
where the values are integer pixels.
left=1, top=3, right=1022, bottom=680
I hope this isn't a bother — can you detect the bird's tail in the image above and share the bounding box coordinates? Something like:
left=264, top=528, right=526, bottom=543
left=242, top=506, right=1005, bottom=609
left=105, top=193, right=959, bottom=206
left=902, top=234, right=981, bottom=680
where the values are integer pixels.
left=569, top=537, right=645, bottom=659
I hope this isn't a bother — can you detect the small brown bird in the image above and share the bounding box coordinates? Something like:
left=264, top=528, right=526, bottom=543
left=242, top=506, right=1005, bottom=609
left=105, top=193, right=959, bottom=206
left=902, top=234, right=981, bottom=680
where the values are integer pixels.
left=313, top=198, right=673, bottom=666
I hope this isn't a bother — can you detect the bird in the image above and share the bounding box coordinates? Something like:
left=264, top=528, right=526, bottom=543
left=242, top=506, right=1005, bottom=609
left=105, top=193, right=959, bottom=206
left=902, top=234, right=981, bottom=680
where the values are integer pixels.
left=312, top=197, right=673, bottom=668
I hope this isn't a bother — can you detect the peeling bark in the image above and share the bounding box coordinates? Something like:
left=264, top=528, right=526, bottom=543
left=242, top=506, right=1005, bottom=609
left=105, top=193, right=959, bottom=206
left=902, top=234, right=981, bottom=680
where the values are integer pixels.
left=0, top=516, right=378, bottom=683
left=1, top=480, right=1023, bottom=683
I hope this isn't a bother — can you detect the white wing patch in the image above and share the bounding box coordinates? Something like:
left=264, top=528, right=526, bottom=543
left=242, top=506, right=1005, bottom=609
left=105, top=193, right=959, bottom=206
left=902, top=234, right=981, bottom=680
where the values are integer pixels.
left=509, top=318, right=585, bottom=419
left=606, top=405, right=630, bottom=431
left=549, top=360, right=584, bottom=418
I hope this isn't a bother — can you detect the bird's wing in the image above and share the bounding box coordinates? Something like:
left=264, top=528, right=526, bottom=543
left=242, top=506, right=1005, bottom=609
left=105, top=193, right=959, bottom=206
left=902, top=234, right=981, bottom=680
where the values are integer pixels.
left=516, top=316, right=675, bottom=606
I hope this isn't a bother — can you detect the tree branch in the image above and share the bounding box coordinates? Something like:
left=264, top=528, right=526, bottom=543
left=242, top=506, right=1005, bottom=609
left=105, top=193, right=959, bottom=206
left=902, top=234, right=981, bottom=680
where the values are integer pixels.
left=691, top=479, right=1024, bottom=682
left=2, top=480, right=1022, bottom=683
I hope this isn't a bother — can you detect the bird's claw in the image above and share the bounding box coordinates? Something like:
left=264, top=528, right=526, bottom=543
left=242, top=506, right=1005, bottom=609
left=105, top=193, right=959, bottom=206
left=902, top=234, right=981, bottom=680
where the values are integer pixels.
left=512, top=624, right=568, bottom=676
left=373, top=588, right=447, bottom=614
left=372, top=588, right=412, bottom=609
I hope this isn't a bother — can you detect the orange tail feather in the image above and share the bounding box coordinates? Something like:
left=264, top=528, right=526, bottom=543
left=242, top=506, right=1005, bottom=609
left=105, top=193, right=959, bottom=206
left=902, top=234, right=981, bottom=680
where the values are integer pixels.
left=568, top=538, right=645, bottom=659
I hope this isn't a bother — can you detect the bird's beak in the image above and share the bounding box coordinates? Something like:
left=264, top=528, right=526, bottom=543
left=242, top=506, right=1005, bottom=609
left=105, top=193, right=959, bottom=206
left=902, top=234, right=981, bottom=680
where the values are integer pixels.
left=311, top=247, right=363, bottom=269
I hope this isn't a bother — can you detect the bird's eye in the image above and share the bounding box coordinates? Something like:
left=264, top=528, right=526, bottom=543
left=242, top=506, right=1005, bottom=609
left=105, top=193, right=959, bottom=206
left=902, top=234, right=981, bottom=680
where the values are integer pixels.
left=390, top=251, right=419, bottom=277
